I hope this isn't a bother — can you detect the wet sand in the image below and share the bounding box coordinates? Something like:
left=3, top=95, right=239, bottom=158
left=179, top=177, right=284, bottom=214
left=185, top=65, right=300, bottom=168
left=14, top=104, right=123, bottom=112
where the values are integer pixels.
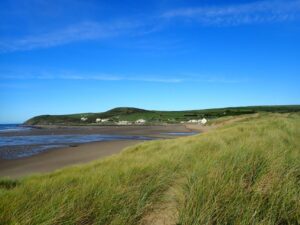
left=0, top=140, right=142, bottom=178
left=0, top=124, right=202, bottom=178
left=0, top=124, right=191, bottom=137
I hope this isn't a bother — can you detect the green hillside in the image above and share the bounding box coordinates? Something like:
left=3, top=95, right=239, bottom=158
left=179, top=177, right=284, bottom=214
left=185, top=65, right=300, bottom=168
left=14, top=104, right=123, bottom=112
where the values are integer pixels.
left=24, top=105, right=300, bottom=125
left=2, top=112, right=300, bottom=224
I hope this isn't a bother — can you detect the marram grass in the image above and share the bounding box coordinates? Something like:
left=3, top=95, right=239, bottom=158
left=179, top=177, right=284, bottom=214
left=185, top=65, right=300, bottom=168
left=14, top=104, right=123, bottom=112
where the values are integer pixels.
left=0, top=113, right=299, bottom=224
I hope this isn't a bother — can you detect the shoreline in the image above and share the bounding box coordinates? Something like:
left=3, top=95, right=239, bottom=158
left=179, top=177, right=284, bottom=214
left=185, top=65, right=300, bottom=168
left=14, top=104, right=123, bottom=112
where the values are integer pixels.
left=0, top=140, right=143, bottom=178
left=0, top=124, right=206, bottom=178
left=0, top=124, right=191, bottom=137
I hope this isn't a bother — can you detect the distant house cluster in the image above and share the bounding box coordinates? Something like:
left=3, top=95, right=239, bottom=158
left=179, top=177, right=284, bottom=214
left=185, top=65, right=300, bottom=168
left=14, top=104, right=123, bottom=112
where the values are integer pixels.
left=187, top=118, right=207, bottom=125
left=117, top=119, right=147, bottom=125
left=79, top=117, right=147, bottom=125
left=80, top=116, right=208, bottom=125
left=95, top=118, right=109, bottom=123
left=135, top=119, right=146, bottom=124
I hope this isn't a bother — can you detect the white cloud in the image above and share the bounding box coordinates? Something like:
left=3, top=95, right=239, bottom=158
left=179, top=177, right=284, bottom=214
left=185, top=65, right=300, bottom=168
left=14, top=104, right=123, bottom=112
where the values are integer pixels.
left=162, top=0, right=300, bottom=26
left=0, top=20, right=142, bottom=52
left=0, top=73, right=182, bottom=83
left=1, top=0, right=300, bottom=52
left=0, top=72, right=247, bottom=84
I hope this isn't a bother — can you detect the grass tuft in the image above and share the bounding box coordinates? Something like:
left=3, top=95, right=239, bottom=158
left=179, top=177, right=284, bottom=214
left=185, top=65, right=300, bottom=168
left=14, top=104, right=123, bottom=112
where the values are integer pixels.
left=0, top=178, right=19, bottom=190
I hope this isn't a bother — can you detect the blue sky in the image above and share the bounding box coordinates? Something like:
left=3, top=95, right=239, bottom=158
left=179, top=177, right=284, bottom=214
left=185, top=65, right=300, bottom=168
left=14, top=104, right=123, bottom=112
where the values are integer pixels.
left=0, top=0, right=300, bottom=123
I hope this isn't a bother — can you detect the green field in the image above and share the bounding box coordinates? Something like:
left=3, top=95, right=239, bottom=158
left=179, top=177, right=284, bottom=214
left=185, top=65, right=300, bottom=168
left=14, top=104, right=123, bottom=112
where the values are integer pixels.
left=24, top=105, right=300, bottom=125
left=1, top=112, right=300, bottom=224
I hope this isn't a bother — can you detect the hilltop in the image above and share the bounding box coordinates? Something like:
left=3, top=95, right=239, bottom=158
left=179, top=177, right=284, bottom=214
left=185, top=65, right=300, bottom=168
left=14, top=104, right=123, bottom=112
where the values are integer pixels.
left=24, top=105, right=300, bottom=125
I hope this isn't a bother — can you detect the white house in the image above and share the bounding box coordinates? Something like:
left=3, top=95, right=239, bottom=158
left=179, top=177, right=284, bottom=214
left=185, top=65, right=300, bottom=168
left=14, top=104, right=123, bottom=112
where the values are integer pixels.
left=188, top=119, right=198, bottom=123
left=81, top=117, right=88, bottom=122
left=96, top=118, right=109, bottom=123
left=200, top=118, right=207, bottom=125
left=135, top=119, right=146, bottom=125
left=187, top=118, right=207, bottom=125
left=117, top=121, right=132, bottom=125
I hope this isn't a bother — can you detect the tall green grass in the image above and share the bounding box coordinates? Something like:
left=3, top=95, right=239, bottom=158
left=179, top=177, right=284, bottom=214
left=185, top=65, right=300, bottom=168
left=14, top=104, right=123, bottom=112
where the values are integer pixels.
left=1, top=113, right=299, bottom=224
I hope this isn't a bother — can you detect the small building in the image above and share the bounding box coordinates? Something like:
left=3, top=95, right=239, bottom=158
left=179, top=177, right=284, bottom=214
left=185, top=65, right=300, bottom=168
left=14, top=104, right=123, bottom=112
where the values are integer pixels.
left=135, top=119, right=146, bottom=125
left=81, top=117, right=88, bottom=121
left=117, top=121, right=132, bottom=125
left=187, top=118, right=207, bottom=125
left=96, top=118, right=109, bottom=123
left=200, top=118, right=207, bottom=125
left=188, top=119, right=198, bottom=124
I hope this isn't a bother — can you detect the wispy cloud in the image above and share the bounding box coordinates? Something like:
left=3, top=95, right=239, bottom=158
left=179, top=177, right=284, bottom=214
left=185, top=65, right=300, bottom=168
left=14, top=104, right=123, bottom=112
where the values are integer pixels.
left=0, top=20, right=143, bottom=52
left=49, top=75, right=184, bottom=83
left=1, top=1, right=299, bottom=52
left=0, top=71, right=247, bottom=84
left=162, top=0, right=300, bottom=26
left=0, top=73, right=183, bottom=83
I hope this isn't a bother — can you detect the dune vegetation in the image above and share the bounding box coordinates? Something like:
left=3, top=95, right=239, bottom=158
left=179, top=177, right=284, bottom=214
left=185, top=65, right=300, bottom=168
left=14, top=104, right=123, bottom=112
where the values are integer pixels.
left=1, top=113, right=300, bottom=224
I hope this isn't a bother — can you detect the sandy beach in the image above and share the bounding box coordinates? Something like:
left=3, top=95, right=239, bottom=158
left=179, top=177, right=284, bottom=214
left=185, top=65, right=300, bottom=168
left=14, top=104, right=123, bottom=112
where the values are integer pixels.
left=0, top=140, right=143, bottom=178
left=0, top=124, right=203, bottom=178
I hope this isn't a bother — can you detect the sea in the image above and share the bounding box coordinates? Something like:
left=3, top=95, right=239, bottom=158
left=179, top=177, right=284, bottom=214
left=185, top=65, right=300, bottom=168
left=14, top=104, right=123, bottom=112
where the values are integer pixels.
left=0, top=124, right=32, bottom=133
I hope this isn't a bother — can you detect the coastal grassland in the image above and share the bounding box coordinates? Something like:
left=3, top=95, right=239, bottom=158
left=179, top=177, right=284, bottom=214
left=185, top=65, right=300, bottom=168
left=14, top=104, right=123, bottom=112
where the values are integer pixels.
left=1, top=113, right=300, bottom=224
left=24, top=105, right=300, bottom=125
